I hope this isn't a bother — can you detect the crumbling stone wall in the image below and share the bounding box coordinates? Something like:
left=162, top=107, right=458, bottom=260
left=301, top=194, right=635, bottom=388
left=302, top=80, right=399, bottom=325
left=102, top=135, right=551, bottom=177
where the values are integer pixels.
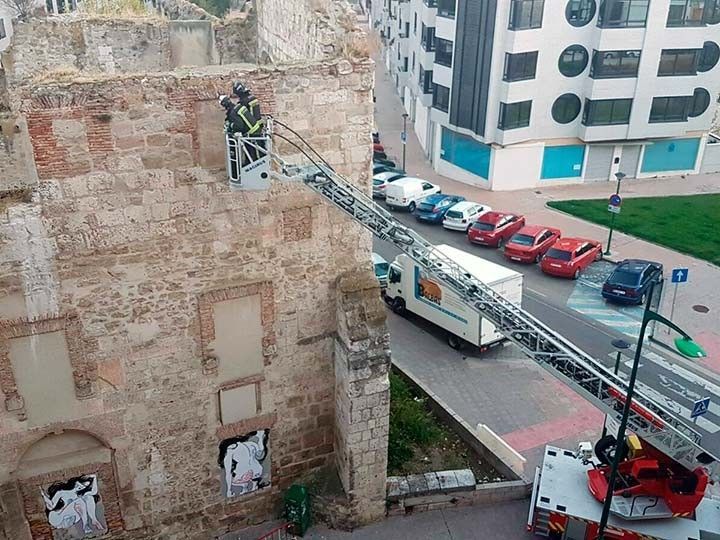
left=0, top=115, right=38, bottom=191
left=0, top=59, right=378, bottom=539
left=257, top=0, right=367, bottom=63
left=1, top=16, right=257, bottom=89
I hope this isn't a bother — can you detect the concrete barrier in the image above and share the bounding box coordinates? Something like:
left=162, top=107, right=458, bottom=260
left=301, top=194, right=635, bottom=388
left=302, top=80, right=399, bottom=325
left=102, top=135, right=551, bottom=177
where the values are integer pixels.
left=475, top=423, right=527, bottom=478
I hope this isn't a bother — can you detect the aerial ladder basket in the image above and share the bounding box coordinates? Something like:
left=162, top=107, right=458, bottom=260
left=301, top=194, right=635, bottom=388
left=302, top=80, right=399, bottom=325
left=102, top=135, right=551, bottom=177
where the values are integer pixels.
left=225, top=118, right=273, bottom=191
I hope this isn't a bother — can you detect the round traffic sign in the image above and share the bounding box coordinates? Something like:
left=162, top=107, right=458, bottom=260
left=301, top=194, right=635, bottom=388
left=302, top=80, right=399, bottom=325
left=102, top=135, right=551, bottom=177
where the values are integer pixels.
left=609, top=194, right=622, bottom=206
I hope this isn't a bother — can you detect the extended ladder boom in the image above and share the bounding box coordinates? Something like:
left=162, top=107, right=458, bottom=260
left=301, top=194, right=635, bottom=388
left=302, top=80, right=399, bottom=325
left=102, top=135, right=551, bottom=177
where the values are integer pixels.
left=230, top=122, right=719, bottom=479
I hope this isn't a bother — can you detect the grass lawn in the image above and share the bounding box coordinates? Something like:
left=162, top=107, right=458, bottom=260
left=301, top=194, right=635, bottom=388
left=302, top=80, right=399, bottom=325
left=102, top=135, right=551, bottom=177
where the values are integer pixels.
left=548, top=194, right=720, bottom=266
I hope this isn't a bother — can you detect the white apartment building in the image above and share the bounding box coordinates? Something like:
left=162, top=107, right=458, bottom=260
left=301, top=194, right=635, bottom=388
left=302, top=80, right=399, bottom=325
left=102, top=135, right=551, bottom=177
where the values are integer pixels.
left=377, top=0, right=720, bottom=190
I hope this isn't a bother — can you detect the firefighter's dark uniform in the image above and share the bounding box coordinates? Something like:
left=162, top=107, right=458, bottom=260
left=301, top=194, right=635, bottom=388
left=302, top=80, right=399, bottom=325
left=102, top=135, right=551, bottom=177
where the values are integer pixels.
left=235, top=93, right=263, bottom=161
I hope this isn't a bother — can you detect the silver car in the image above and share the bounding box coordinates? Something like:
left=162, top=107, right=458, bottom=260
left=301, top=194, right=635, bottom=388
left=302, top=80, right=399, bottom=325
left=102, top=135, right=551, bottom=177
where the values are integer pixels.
left=372, top=171, right=405, bottom=198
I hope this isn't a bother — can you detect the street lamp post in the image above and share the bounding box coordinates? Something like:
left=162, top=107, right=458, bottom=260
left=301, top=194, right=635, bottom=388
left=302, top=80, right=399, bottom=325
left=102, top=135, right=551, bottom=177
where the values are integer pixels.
left=401, top=112, right=408, bottom=172
left=596, top=281, right=706, bottom=540
left=604, top=171, right=626, bottom=256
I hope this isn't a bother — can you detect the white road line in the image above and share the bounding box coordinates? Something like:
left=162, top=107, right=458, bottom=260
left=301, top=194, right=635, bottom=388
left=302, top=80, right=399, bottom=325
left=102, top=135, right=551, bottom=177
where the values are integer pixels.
left=525, top=288, right=547, bottom=298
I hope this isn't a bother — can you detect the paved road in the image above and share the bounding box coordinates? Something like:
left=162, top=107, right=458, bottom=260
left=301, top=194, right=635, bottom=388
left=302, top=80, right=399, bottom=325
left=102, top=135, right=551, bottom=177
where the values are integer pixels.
left=372, top=207, right=720, bottom=466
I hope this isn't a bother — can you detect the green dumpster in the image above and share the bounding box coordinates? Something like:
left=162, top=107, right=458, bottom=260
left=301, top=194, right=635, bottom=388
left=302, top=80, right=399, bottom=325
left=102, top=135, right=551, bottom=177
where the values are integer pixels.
left=284, top=484, right=311, bottom=536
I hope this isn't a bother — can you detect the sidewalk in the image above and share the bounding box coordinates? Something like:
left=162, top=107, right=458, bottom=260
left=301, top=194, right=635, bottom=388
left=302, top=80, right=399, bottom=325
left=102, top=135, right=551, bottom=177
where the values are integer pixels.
left=306, top=500, right=530, bottom=539
left=373, top=62, right=720, bottom=374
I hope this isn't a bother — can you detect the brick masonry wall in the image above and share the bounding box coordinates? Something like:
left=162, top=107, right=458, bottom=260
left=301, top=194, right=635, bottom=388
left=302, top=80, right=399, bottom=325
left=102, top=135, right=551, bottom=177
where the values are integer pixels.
left=0, top=60, right=376, bottom=539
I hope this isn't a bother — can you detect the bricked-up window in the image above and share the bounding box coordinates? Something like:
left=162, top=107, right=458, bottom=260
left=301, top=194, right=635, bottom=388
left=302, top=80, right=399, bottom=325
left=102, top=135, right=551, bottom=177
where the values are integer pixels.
left=498, top=100, right=532, bottom=130
left=658, top=49, right=699, bottom=76
left=590, top=50, right=641, bottom=79
left=582, top=98, right=633, bottom=126
left=432, top=83, right=450, bottom=112
left=503, top=51, right=539, bottom=81
left=421, top=24, right=435, bottom=51
left=649, top=96, right=690, bottom=123
left=435, top=38, right=453, bottom=67
left=509, top=0, right=544, bottom=29
left=437, top=0, right=456, bottom=18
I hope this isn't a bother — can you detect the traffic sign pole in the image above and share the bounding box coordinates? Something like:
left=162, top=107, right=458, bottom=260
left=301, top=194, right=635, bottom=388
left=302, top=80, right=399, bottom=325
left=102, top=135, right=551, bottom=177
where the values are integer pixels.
left=604, top=176, right=624, bottom=256
left=668, top=283, right=679, bottom=334
left=667, top=268, right=689, bottom=333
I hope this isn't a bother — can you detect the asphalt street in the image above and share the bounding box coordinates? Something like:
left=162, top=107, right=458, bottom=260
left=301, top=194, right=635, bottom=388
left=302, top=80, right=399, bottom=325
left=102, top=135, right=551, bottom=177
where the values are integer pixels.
left=372, top=205, right=720, bottom=461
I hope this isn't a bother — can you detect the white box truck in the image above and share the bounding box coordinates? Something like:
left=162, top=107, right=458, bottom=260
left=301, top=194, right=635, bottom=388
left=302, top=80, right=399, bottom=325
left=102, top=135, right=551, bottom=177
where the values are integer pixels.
left=383, top=244, right=523, bottom=351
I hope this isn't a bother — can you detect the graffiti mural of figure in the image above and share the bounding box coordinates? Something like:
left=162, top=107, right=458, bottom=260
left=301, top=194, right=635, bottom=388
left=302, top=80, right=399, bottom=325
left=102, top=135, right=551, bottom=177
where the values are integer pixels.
left=40, top=474, right=107, bottom=537
left=218, top=430, right=270, bottom=498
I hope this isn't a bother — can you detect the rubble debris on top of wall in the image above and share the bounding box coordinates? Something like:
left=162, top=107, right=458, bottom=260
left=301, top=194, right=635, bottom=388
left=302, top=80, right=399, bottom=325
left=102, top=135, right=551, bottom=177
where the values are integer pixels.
left=257, top=0, right=371, bottom=64
left=156, top=0, right=220, bottom=21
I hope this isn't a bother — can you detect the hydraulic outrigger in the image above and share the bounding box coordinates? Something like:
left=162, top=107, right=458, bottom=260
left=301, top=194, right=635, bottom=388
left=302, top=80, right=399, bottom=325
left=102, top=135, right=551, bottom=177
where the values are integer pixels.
left=225, top=120, right=719, bottom=505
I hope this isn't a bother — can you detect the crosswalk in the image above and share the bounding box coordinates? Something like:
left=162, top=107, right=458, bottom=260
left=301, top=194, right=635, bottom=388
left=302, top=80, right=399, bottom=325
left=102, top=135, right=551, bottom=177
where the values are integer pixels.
left=610, top=349, right=720, bottom=435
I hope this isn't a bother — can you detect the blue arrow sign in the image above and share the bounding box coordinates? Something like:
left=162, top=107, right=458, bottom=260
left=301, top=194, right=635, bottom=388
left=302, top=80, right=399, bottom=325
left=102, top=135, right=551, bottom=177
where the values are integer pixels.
left=691, top=397, right=710, bottom=419
left=671, top=268, right=689, bottom=284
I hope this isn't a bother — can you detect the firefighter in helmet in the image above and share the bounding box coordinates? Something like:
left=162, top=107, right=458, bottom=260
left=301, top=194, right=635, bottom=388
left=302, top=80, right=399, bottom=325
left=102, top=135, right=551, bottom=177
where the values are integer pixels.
left=232, top=81, right=264, bottom=162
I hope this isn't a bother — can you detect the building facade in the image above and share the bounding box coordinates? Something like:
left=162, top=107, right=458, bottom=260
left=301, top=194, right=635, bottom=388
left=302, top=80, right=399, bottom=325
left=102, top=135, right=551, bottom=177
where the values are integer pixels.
left=377, top=0, right=720, bottom=190
left=0, top=2, right=390, bottom=539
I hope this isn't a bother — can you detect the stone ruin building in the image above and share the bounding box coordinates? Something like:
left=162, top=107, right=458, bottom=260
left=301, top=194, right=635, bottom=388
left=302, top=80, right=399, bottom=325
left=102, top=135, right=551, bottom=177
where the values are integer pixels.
left=0, top=0, right=391, bottom=538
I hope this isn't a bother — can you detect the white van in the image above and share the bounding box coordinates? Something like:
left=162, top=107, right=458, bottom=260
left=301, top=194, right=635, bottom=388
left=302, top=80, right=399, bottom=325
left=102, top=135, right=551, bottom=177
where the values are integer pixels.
left=385, top=177, right=441, bottom=212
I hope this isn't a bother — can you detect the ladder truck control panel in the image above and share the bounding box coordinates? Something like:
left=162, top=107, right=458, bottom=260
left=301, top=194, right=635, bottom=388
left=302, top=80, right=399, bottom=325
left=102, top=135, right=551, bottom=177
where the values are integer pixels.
left=225, top=121, right=720, bottom=538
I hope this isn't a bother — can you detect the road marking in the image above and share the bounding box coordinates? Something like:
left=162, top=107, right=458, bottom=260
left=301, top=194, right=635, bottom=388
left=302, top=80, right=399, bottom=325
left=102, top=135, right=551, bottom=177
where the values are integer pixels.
left=526, top=288, right=547, bottom=298
left=566, top=283, right=643, bottom=338
left=525, top=291, right=617, bottom=340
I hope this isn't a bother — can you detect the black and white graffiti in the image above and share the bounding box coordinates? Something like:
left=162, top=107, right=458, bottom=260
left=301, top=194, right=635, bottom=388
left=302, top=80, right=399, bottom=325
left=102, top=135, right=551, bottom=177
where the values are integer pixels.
left=218, top=429, right=270, bottom=498
left=41, top=474, right=107, bottom=539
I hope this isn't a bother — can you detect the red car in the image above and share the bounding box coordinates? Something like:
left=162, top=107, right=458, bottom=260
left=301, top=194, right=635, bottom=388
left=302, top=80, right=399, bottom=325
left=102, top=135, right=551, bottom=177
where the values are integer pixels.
left=503, top=225, right=562, bottom=264
left=540, top=237, right=603, bottom=279
left=467, top=211, right=526, bottom=248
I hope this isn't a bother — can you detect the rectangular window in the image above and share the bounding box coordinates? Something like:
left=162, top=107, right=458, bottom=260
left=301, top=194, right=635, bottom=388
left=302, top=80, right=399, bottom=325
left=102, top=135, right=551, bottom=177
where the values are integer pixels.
left=498, top=100, right=532, bottom=130
left=509, top=0, right=544, bottom=30
left=437, top=0, right=455, bottom=18
left=424, top=0, right=438, bottom=6
left=0, top=19, right=6, bottom=40
left=404, top=22, right=410, bottom=37
left=421, top=24, right=436, bottom=51
left=597, top=0, right=650, bottom=27
left=649, top=96, right=690, bottom=123
left=419, top=67, right=434, bottom=94
left=503, top=51, right=539, bottom=81
left=433, top=83, right=450, bottom=112
left=667, top=0, right=710, bottom=26
left=658, top=49, right=699, bottom=76
left=403, top=56, right=409, bottom=72
left=412, top=52, right=416, bottom=71
left=414, top=13, right=418, bottom=34
left=435, top=38, right=453, bottom=67
left=582, top=98, right=633, bottom=126
left=590, top=50, right=641, bottom=78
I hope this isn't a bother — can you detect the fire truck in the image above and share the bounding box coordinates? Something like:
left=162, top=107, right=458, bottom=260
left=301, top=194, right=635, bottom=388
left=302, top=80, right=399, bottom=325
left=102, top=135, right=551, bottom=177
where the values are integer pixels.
left=226, top=120, right=720, bottom=540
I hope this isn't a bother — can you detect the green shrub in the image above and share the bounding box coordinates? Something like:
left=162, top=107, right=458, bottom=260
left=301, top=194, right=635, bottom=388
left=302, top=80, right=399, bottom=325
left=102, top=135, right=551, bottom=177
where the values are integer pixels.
left=388, top=373, right=441, bottom=471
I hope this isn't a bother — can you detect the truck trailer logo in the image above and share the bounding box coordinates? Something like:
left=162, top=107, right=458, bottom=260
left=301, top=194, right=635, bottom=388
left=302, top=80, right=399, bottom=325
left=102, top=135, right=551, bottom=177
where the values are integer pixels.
left=413, top=267, right=467, bottom=324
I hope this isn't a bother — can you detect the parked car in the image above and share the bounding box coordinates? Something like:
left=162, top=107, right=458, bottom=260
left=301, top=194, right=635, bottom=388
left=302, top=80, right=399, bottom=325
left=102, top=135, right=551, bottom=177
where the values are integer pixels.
left=602, top=259, right=664, bottom=305
left=540, top=237, right=603, bottom=279
left=385, top=177, right=441, bottom=212
left=372, top=252, right=389, bottom=289
left=372, top=171, right=406, bottom=198
left=373, top=162, right=402, bottom=176
left=373, top=142, right=385, bottom=153
left=442, top=201, right=492, bottom=232
left=467, top=211, right=526, bottom=248
left=415, top=194, right=466, bottom=224
left=503, top=225, right=562, bottom=264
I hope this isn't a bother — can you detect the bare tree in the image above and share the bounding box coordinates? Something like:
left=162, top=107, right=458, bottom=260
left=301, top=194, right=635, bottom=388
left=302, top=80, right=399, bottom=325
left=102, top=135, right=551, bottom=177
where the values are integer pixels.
left=0, top=0, right=37, bottom=20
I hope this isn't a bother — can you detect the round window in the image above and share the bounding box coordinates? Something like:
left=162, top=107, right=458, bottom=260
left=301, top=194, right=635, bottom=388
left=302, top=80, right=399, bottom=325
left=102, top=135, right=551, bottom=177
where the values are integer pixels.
left=565, top=0, right=596, bottom=27
left=558, top=45, right=589, bottom=77
left=689, top=88, right=710, bottom=118
left=698, top=41, right=720, bottom=73
left=552, top=94, right=582, bottom=124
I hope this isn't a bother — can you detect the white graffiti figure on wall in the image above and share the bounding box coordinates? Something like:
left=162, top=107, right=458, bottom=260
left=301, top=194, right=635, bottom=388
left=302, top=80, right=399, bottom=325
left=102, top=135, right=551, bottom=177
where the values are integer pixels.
left=40, top=474, right=107, bottom=537
left=218, top=430, right=270, bottom=498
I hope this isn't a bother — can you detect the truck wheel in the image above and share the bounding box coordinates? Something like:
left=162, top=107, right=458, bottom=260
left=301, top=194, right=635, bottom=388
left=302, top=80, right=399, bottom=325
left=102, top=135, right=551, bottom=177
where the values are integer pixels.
left=392, top=298, right=406, bottom=316
left=408, top=202, right=416, bottom=213
left=447, top=333, right=462, bottom=350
